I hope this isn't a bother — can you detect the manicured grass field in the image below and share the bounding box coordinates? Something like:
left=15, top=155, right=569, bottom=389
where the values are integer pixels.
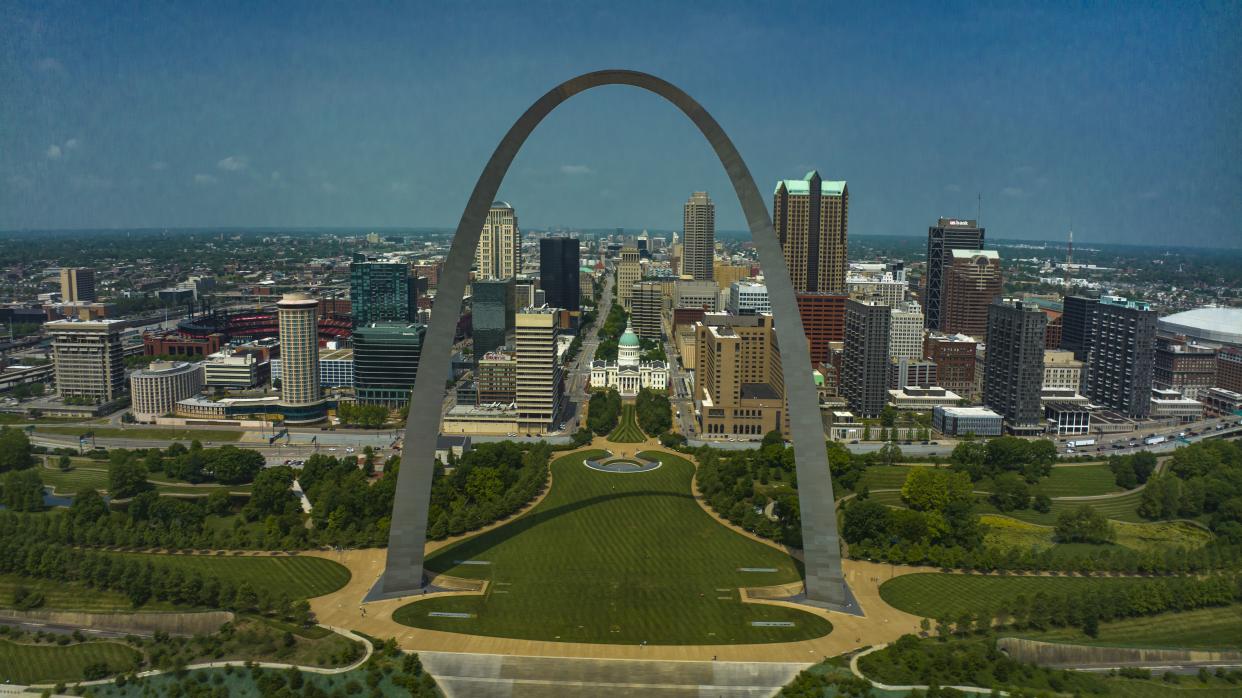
left=36, top=426, right=243, bottom=442
left=856, top=466, right=920, bottom=491
left=0, top=639, right=141, bottom=684
left=606, top=403, right=646, bottom=443
left=39, top=463, right=109, bottom=495
left=879, top=573, right=1150, bottom=618
left=874, top=485, right=1148, bottom=526
left=1027, top=464, right=1122, bottom=497
left=395, top=450, right=832, bottom=645
left=1100, top=678, right=1242, bottom=697
left=1012, top=604, right=1242, bottom=651
left=114, top=554, right=350, bottom=600
left=0, top=573, right=175, bottom=612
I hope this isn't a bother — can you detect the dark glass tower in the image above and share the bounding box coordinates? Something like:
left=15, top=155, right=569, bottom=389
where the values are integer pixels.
left=352, top=322, right=426, bottom=406
left=842, top=298, right=891, bottom=417
left=349, top=254, right=418, bottom=328
left=1084, top=296, right=1157, bottom=418
left=472, top=279, right=515, bottom=356
left=925, top=218, right=985, bottom=330
left=1060, top=295, right=1099, bottom=361
left=539, top=237, right=580, bottom=312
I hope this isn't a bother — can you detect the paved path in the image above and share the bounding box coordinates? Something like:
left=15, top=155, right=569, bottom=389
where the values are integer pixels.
left=26, top=626, right=373, bottom=691
left=849, top=643, right=1010, bottom=696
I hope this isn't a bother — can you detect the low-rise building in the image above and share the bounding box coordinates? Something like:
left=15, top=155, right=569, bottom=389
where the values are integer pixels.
left=1044, top=401, right=1091, bottom=436
left=1200, top=387, right=1242, bottom=418
left=933, top=405, right=1003, bottom=437
left=130, top=361, right=204, bottom=422
left=204, top=352, right=260, bottom=389
left=1148, top=388, right=1203, bottom=423
left=887, top=385, right=961, bottom=412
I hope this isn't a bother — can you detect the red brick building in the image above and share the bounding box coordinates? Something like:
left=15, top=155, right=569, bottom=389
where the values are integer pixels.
left=796, top=293, right=847, bottom=366
left=923, top=332, right=977, bottom=399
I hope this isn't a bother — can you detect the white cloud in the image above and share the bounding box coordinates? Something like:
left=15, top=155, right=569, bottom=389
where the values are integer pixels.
left=46, top=144, right=62, bottom=160
left=1002, top=186, right=1027, bottom=198
left=194, top=173, right=218, bottom=185
left=560, top=164, right=593, bottom=176
left=944, top=183, right=962, bottom=193
left=150, top=161, right=168, bottom=171
left=217, top=155, right=249, bottom=171
left=6, top=175, right=33, bottom=189
left=64, top=138, right=79, bottom=150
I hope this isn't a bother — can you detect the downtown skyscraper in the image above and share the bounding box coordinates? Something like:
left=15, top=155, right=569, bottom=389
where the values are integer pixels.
left=925, top=217, right=986, bottom=330
left=774, top=171, right=848, bottom=294
left=682, top=191, right=715, bottom=281
left=476, top=201, right=520, bottom=280
left=349, top=253, right=418, bottom=328
left=539, top=236, right=580, bottom=312
left=983, top=299, right=1047, bottom=432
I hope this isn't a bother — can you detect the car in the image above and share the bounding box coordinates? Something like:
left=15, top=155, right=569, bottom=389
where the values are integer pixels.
left=849, top=439, right=859, bottom=444
left=328, top=447, right=337, bottom=452
left=921, top=440, right=929, bottom=445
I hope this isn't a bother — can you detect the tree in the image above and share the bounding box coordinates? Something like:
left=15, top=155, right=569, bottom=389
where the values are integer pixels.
left=1, top=469, right=44, bottom=511
left=1032, top=493, right=1052, bottom=513
left=842, top=499, right=891, bottom=544
left=989, top=473, right=1031, bottom=512
left=877, top=442, right=903, bottom=466
left=901, top=468, right=973, bottom=512
left=108, top=455, right=151, bottom=498
left=0, top=428, right=34, bottom=472
left=1054, top=505, right=1115, bottom=544
left=244, top=466, right=300, bottom=520
left=57, top=454, right=72, bottom=472
left=634, top=389, right=672, bottom=436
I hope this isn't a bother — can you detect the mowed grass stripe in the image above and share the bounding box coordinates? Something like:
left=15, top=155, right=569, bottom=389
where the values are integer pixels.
left=400, top=450, right=830, bottom=645
left=1012, top=604, right=1242, bottom=651
left=1030, top=464, right=1121, bottom=497
left=607, top=404, right=646, bottom=443
left=880, top=573, right=1150, bottom=618
left=37, top=426, right=243, bottom=442
left=39, top=465, right=109, bottom=495
left=0, top=640, right=141, bottom=684
left=113, top=554, right=350, bottom=600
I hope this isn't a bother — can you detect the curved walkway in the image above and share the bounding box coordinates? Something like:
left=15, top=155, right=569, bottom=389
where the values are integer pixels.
left=849, top=643, right=1010, bottom=696
left=29, top=626, right=373, bottom=690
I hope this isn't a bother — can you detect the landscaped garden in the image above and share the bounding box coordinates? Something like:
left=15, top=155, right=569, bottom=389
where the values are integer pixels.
left=393, top=449, right=831, bottom=644
left=606, top=402, right=646, bottom=443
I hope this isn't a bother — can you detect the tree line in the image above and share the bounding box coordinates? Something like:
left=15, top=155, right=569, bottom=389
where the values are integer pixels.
left=425, top=441, right=550, bottom=540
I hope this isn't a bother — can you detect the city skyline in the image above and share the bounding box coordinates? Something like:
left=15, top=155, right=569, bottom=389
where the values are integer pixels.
left=2, top=2, right=1240, bottom=248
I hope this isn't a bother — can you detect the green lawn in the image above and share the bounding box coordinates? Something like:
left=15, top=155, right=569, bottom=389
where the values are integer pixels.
left=1012, top=604, right=1242, bottom=651
left=606, top=403, right=646, bottom=443
left=39, top=457, right=254, bottom=497
left=113, top=554, right=350, bottom=600
left=0, top=639, right=141, bottom=684
left=1027, top=464, right=1122, bottom=497
left=0, top=573, right=175, bottom=612
left=879, top=573, right=1150, bottom=618
left=394, top=450, right=832, bottom=645
left=856, top=466, right=919, bottom=491
left=873, top=486, right=1147, bottom=526
left=1100, top=678, right=1242, bottom=697
left=36, top=426, right=243, bottom=442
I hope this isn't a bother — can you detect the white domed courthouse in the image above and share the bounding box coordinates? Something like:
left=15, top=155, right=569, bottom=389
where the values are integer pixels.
left=589, top=321, right=668, bottom=397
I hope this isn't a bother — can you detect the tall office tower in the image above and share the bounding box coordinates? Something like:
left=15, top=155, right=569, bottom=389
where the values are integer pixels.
left=630, top=281, right=664, bottom=340
left=842, top=299, right=891, bottom=417
left=983, top=300, right=1047, bottom=432
left=693, top=314, right=787, bottom=438
left=1060, top=295, right=1099, bottom=361
left=352, top=322, right=426, bottom=406
left=475, top=201, right=520, bottom=280
left=349, top=253, right=418, bottom=328
left=48, top=319, right=126, bottom=403
left=59, top=267, right=97, bottom=303
left=774, top=170, right=848, bottom=294
left=796, top=293, right=848, bottom=366
left=924, top=332, right=978, bottom=400
left=616, top=246, right=641, bottom=309
left=727, top=281, right=770, bottom=316
left=925, top=217, right=985, bottom=329
left=539, top=237, right=580, bottom=312
left=277, top=293, right=323, bottom=415
left=515, top=307, right=563, bottom=433
left=682, top=191, right=715, bottom=281
left=941, top=249, right=1003, bottom=340
left=471, top=279, right=515, bottom=356
left=1084, top=295, right=1157, bottom=418
left=889, top=300, right=925, bottom=360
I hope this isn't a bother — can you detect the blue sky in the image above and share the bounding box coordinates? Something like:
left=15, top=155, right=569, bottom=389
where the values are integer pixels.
left=2, top=1, right=1240, bottom=247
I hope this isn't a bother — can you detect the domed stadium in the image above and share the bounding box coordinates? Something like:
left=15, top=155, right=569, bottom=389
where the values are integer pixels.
left=1158, top=306, right=1242, bottom=347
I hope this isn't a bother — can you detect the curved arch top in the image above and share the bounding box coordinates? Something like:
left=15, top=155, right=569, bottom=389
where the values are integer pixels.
left=380, top=70, right=850, bottom=608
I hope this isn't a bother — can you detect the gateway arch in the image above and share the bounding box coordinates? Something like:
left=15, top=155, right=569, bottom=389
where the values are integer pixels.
left=379, top=69, right=851, bottom=609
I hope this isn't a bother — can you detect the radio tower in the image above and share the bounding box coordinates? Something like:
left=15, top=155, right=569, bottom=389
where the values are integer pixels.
left=1063, top=228, right=1074, bottom=295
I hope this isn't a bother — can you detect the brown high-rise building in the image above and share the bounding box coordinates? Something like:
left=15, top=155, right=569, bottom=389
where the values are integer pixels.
left=925, top=218, right=985, bottom=329
left=694, top=314, right=787, bottom=438
left=630, top=281, right=664, bottom=341
left=682, top=192, right=715, bottom=281
left=941, top=249, right=1002, bottom=340
left=924, top=332, right=978, bottom=400
left=774, top=171, right=848, bottom=294
left=796, top=293, right=847, bottom=366
left=1217, top=347, right=1242, bottom=394
left=59, top=267, right=96, bottom=303
left=616, top=246, right=641, bottom=309
left=1153, top=337, right=1217, bottom=400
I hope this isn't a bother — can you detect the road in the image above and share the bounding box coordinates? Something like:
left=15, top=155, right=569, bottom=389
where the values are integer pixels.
left=561, top=269, right=612, bottom=434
